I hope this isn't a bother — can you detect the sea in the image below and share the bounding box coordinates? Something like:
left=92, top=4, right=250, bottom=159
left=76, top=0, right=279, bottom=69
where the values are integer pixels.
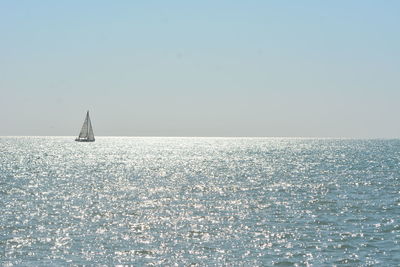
left=1, top=137, right=399, bottom=266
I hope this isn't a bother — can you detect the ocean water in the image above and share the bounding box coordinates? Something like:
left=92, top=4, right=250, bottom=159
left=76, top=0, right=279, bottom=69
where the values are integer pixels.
left=1, top=137, right=399, bottom=266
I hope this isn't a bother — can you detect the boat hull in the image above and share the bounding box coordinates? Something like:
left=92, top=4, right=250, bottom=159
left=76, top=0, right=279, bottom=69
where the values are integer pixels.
left=75, top=138, right=95, bottom=142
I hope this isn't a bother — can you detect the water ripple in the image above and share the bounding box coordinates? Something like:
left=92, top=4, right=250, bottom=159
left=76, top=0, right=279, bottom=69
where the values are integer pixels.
left=1, top=137, right=399, bottom=265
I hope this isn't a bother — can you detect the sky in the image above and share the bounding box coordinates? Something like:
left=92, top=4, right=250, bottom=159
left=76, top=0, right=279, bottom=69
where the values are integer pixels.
left=0, top=1, right=399, bottom=137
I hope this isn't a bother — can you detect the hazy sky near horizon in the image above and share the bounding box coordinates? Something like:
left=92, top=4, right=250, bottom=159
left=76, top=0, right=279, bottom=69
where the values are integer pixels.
left=1, top=1, right=399, bottom=137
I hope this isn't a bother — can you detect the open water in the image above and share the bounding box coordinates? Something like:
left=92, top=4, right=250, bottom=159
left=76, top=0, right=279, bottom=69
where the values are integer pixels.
left=1, top=137, right=399, bottom=266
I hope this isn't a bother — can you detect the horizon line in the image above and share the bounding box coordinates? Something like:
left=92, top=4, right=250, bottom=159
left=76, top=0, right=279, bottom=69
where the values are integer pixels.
left=1, top=135, right=399, bottom=140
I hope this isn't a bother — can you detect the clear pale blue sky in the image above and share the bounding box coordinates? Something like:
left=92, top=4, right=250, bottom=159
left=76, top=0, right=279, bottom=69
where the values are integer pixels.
left=1, top=1, right=399, bottom=137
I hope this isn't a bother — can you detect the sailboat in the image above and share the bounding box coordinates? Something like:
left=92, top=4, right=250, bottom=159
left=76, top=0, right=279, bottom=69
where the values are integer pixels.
left=75, top=111, right=95, bottom=142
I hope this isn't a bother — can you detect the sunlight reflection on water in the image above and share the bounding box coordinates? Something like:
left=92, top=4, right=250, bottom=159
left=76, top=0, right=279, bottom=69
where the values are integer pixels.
left=1, top=137, right=400, bottom=265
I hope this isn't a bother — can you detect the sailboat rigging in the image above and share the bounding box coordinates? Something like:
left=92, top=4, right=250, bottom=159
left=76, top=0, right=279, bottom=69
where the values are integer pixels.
left=75, top=111, right=95, bottom=142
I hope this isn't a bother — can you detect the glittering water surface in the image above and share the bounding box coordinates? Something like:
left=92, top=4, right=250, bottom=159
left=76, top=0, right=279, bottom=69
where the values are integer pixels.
left=1, top=137, right=400, bottom=266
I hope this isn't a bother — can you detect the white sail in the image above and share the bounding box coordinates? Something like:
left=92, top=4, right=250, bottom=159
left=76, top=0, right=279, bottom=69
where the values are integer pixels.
left=76, top=111, right=95, bottom=142
left=87, top=114, right=95, bottom=140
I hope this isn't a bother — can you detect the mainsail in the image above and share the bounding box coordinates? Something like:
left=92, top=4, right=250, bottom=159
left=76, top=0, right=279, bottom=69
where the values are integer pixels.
left=76, top=111, right=95, bottom=142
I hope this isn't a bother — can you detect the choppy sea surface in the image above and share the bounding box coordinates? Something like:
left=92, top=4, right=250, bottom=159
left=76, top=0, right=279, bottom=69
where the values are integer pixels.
left=1, top=137, right=400, bottom=266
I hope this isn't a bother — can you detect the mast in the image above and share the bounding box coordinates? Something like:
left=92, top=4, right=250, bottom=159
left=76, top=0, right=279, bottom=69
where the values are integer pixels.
left=87, top=111, right=89, bottom=139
